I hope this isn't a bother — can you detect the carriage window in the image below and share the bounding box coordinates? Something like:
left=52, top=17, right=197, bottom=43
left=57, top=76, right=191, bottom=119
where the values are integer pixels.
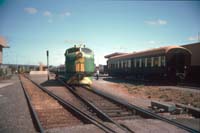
left=139, top=59, right=142, bottom=68
left=147, top=58, right=151, bottom=67
left=134, top=59, right=137, bottom=68
left=161, top=56, right=166, bottom=67
left=141, top=58, right=145, bottom=67
left=108, top=62, right=110, bottom=68
left=131, top=59, right=134, bottom=68
left=145, top=58, right=147, bottom=67
left=128, top=60, right=131, bottom=68
left=153, top=57, right=159, bottom=67
left=158, top=56, right=161, bottom=67
left=117, top=61, right=120, bottom=69
left=121, top=61, right=123, bottom=68
left=124, top=60, right=126, bottom=68
left=151, top=57, right=154, bottom=67
left=136, top=59, right=140, bottom=68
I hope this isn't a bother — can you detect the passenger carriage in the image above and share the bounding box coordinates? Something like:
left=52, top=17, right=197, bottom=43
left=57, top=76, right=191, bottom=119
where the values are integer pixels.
left=106, top=46, right=191, bottom=81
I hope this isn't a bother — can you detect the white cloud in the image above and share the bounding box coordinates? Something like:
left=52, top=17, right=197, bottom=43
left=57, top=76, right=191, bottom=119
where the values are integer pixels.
left=64, top=40, right=84, bottom=45
left=43, top=11, right=52, bottom=17
left=145, top=19, right=167, bottom=25
left=188, top=36, right=198, bottom=41
left=61, top=11, right=71, bottom=17
left=24, top=7, right=38, bottom=14
left=147, top=40, right=163, bottom=45
left=148, top=40, right=156, bottom=44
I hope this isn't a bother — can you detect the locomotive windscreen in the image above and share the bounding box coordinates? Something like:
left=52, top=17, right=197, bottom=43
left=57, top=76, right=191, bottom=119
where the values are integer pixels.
left=67, top=48, right=80, bottom=54
left=81, top=48, right=92, bottom=54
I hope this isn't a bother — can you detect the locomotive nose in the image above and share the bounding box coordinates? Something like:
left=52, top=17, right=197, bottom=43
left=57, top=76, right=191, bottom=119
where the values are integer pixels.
left=76, top=52, right=83, bottom=58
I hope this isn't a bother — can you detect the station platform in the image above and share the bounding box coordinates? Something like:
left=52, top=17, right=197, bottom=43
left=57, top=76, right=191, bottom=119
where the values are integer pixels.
left=0, top=75, right=36, bottom=133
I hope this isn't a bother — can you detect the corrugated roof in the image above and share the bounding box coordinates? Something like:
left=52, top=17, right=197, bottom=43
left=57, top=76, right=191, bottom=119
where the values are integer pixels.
left=109, top=45, right=190, bottom=60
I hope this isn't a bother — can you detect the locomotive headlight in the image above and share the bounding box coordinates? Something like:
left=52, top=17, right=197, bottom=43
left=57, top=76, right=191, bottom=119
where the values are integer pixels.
left=76, top=52, right=83, bottom=58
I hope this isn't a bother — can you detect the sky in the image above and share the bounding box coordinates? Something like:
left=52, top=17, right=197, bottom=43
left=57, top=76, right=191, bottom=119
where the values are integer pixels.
left=0, top=0, right=199, bottom=66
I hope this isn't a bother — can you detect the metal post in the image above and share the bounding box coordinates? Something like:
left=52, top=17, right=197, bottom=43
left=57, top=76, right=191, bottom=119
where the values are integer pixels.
left=46, top=50, right=49, bottom=80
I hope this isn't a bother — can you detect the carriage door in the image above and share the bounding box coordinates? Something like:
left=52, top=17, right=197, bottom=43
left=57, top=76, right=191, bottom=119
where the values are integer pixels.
left=168, top=53, right=185, bottom=77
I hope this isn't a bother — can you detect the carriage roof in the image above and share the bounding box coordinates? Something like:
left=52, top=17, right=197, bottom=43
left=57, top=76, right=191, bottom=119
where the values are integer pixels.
left=109, top=46, right=191, bottom=60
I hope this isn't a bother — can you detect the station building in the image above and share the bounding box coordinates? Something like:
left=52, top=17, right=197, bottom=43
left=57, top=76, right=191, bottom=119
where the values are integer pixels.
left=0, top=36, right=9, bottom=64
left=182, top=42, right=200, bottom=82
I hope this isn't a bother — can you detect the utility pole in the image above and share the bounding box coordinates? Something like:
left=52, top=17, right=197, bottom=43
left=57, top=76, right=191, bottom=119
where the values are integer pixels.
left=198, top=32, right=200, bottom=42
left=46, top=50, right=49, bottom=80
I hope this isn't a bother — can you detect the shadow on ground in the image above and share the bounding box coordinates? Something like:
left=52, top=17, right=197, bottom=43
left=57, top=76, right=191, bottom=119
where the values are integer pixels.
left=40, top=79, right=64, bottom=87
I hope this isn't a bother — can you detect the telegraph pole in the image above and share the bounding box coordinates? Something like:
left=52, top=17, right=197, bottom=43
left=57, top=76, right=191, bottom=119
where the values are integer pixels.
left=46, top=50, right=49, bottom=80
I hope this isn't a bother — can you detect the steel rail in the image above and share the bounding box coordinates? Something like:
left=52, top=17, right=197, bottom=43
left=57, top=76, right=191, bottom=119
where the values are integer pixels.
left=58, top=79, right=134, bottom=133
left=19, top=75, right=44, bottom=133
left=88, top=86, right=200, bottom=133
left=23, top=75, right=118, bottom=133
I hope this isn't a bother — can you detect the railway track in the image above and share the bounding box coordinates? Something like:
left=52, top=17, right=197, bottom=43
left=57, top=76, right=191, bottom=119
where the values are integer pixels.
left=57, top=78, right=200, bottom=133
left=21, top=74, right=199, bottom=133
left=19, top=75, right=126, bottom=133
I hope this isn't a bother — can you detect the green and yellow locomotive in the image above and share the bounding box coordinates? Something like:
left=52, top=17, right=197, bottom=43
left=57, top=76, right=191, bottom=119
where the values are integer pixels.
left=56, top=45, right=95, bottom=85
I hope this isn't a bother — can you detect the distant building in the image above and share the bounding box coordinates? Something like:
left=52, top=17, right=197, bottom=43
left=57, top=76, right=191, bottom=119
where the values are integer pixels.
left=0, top=36, right=9, bottom=64
left=182, top=42, right=200, bottom=81
left=182, top=42, right=200, bottom=66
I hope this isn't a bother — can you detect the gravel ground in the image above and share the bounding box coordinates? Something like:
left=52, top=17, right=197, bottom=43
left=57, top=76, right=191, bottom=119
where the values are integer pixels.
left=91, top=77, right=200, bottom=131
left=30, top=75, right=127, bottom=132
left=45, top=124, right=105, bottom=133
left=29, top=75, right=191, bottom=132
left=0, top=75, right=36, bottom=133
left=21, top=75, right=82, bottom=129
left=118, top=119, right=188, bottom=133
left=91, top=78, right=151, bottom=109
left=92, top=77, right=200, bottom=109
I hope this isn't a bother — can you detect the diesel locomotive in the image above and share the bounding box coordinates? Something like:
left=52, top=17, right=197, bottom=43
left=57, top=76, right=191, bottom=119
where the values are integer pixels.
left=56, top=45, right=95, bottom=85
left=106, top=46, right=191, bottom=82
